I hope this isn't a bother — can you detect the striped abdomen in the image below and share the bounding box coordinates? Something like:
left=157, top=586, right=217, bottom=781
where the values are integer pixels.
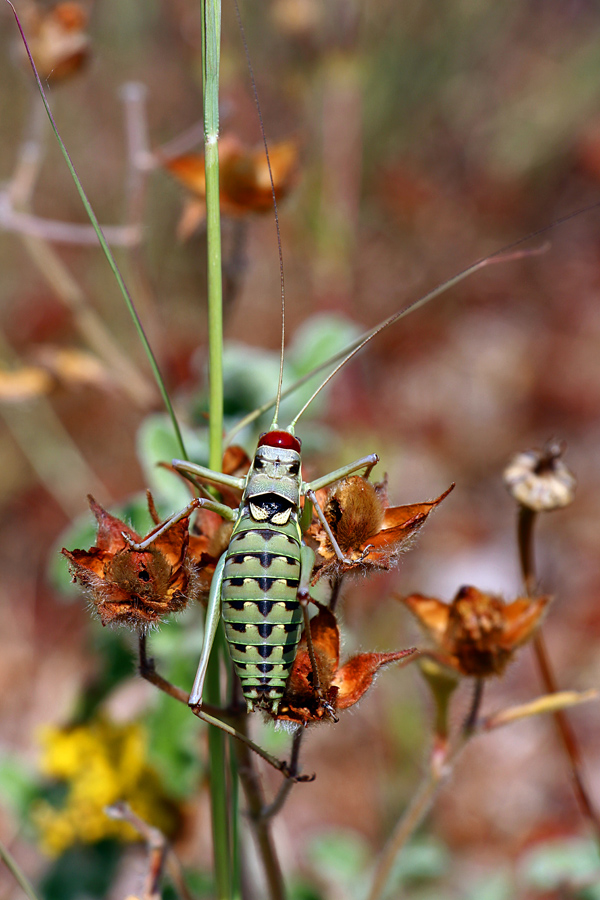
left=221, top=511, right=303, bottom=712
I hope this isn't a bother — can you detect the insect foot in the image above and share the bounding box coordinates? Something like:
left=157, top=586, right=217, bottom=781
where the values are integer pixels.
left=309, top=477, right=455, bottom=580
left=273, top=607, right=417, bottom=726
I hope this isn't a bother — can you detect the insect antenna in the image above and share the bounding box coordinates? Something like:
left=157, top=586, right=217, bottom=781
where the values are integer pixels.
left=287, top=198, right=600, bottom=430
left=233, top=0, right=287, bottom=431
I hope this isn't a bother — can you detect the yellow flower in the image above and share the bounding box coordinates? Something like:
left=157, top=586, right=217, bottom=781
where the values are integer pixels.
left=32, top=718, right=179, bottom=856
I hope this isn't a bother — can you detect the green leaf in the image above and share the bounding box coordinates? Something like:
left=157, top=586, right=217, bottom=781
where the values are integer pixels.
left=0, top=756, right=40, bottom=819
left=307, top=829, right=370, bottom=889
left=38, top=840, right=122, bottom=900
left=386, top=835, right=450, bottom=887
left=520, top=837, right=600, bottom=891
left=137, top=414, right=206, bottom=508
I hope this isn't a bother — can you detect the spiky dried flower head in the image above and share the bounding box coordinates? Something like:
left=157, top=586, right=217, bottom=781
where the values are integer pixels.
left=274, top=606, right=417, bottom=724
left=400, top=586, right=549, bottom=677
left=62, top=496, right=199, bottom=630
left=310, top=476, right=454, bottom=578
left=503, top=441, right=576, bottom=512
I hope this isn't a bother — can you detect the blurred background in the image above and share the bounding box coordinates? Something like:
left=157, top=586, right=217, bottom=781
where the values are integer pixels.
left=2, top=0, right=600, bottom=897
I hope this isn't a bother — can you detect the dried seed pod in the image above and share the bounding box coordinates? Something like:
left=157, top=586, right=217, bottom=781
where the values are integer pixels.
left=400, top=586, right=549, bottom=677
left=503, top=442, right=576, bottom=512
left=62, top=496, right=198, bottom=630
left=310, top=476, right=454, bottom=577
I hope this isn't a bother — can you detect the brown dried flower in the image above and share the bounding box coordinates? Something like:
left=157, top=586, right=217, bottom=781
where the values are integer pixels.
left=275, top=606, right=417, bottom=724
left=400, top=586, right=549, bottom=677
left=19, top=2, right=90, bottom=82
left=310, top=476, right=454, bottom=578
left=164, top=136, right=298, bottom=238
left=503, top=442, right=576, bottom=512
left=62, top=496, right=198, bottom=629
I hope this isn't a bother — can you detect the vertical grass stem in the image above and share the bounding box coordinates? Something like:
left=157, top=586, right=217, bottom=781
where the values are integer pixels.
left=200, top=1, right=232, bottom=897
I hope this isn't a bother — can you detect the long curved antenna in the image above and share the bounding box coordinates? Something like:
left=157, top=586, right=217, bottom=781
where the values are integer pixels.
left=233, top=0, right=286, bottom=429
left=285, top=198, right=600, bottom=429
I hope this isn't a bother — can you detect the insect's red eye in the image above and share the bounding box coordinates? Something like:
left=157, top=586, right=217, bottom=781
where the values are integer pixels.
left=257, top=430, right=301, bottom=453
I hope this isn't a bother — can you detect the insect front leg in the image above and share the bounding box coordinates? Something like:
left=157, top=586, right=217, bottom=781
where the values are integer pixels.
left=122, top=497, right=236, bottom=551
left=302, top=452, right=379, bottom=565
left=305, top=453, right=379, bottom=494
left=173, top=459, right=246, bottom=492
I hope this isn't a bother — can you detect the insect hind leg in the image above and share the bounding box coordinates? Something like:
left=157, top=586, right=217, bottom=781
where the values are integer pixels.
left=297, top=544, right=339, bottom=723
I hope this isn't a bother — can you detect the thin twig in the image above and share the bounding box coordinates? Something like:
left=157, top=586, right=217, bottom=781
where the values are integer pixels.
left=137, top=634, right=297, bottom=776
left=234, top=718, right=286, bottom=900
left=462, top=677, right=484, bottom=736
left=106, top=802, right=169, bottom=900
left=517, top=504, right=600, bottom=840
left=0, top=193, right=142, bottom=245
left=260, top=729, right=304, bottom=820
left=367, top=743, right=462, bottom=900
left=0, top=836, right=41, bottom=900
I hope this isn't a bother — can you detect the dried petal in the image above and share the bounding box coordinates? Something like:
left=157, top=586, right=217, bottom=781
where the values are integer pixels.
left=503, top=442, right=576, bottom=511
left=333, top=649, right=417, bottom=709
left=280, top=608, right=340, bottom=722
left=401, top=594, right=451, bottom=642
left=164, top=136, right=298, bottom=227
left=366, top=484, right=455, bottom=565
left=275, top=607, right=416, bottom=723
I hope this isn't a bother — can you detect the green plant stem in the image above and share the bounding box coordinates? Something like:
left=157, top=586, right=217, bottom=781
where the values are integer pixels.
left=203, top=0, right=224, bottom=472
left=206, top=632, right=233, bottom=900
left=0, top=837, right=41, bottom=900
left=517, top=505, right=600, bottom=841
left=200, top=0, right=232, bottom=896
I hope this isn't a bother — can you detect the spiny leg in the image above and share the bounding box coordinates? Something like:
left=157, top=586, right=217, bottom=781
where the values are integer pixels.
left=173, top=459, right=246, bottom=492
left=122, top=497, right=235, bottom=552
left=305, top=453, right=379, bottom=494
